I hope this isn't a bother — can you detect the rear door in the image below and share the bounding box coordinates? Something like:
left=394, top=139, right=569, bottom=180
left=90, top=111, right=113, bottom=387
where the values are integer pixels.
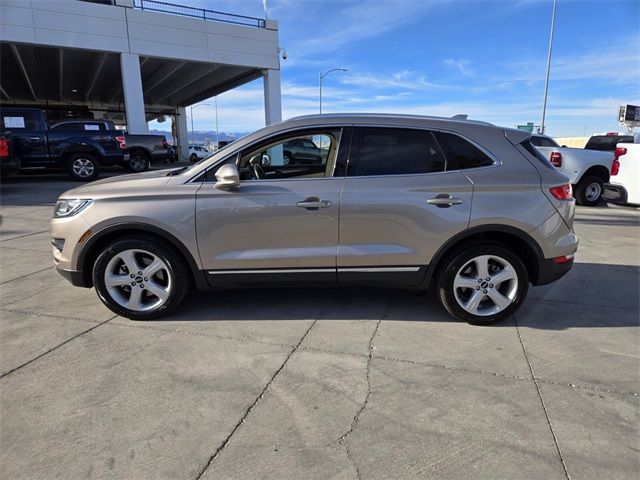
left=337, top=126, right=474, bottom=285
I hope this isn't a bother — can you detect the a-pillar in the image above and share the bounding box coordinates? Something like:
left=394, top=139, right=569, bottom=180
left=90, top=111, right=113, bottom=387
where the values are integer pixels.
left=176, top=106, right=190, bottom=161
left=120, top=52, right=148, bottom=134
left=263, top=69, right=282, bottom=126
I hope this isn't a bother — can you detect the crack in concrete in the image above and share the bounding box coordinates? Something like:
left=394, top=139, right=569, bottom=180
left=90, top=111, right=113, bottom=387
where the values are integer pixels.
left=0, top=314, right=116, bottom=379
left=0, top=266, right=55, bottom=285
left=194, top=317, right=319, bottom=480
left=0, top=229, right=49, bottom=242
left=337, top=297, right=396, bottom=479
left=515, top=314, right=571, bottom=480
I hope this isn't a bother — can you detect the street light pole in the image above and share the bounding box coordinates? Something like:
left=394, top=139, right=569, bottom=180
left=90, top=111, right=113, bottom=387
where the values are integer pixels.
left=319, top=68, right=347, bottom=114
left=189, top=103, right=211, bottom=144
left=541, top=0, right=557, bottom=135
left=214, top=96, right=219, bottom=148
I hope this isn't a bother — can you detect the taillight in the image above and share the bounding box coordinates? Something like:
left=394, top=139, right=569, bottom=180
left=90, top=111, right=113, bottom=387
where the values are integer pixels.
left=549, top=183, right=573, bottom=200
left=553, top=254, right=574, bottom=264
left=550, top=151, right=562, bottom=167
left=611, top=147, right=627, bottom=176
left=0, top=138, right=8, bottom=157
left=115, top=135, right=126, bottom=150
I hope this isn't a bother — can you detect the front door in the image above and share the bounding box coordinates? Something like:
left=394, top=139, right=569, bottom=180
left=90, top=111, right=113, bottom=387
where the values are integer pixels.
left=196, top=127, right=348, bottom=286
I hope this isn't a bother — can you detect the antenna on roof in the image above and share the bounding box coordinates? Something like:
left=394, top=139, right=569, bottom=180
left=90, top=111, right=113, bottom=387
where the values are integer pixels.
left=451, top=114, right=468, bottom=120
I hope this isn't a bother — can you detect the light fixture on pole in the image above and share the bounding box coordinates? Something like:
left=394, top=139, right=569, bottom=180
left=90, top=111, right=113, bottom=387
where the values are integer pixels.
left=189, top=103, right=211, bottom=143
left=540, top=0, right=557, bottom=135
left=319, top=68, right=347, bottom=114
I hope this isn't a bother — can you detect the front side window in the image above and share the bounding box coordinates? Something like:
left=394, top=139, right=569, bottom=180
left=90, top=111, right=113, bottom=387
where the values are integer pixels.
left=238, top=129, right=341, bottom=181
left=434, top=132, right=494, bottom=170
left=353, top=128, right=446, bottom=176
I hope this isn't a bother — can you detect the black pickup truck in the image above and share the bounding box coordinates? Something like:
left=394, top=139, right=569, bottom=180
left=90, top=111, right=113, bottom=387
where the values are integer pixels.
left=50, top=119, right=174, bottom=172
left=0, top=108, right=129, bottom=181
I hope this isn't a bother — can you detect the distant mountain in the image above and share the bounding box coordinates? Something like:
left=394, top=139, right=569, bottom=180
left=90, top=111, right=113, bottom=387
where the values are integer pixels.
left=150, top=129, right=249, bottom=145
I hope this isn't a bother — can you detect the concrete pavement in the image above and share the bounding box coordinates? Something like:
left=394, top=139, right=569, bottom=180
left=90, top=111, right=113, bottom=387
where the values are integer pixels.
left=1, top=173, right=638, bottom=479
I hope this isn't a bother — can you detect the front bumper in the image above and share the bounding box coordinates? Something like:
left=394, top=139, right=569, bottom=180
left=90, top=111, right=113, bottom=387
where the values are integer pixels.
left=56, top=267, right=89, bottom=287
left=603, top=183, right=627, bottom=204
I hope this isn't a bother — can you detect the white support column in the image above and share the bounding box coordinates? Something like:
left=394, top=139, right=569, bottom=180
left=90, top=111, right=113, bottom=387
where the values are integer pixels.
left=176, top=106, right=190, bottom=161
left=120, top=52, right=148, bottom=134
left=263, top=69, right=282, bottom=126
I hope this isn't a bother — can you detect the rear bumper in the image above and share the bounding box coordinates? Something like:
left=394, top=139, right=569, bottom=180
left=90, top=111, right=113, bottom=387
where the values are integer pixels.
left=534, top=257, right=574, bottom=286
left=603, top=183, right=627, bottom=204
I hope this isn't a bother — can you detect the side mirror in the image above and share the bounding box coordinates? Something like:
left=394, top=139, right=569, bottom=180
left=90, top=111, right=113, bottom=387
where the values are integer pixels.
left=214, top=164, right=240, bottom=190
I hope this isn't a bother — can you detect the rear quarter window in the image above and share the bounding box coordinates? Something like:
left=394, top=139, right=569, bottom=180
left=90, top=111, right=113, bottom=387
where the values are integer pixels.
left=520, top=139, right=555, bottom=170
left=434, top=132, right=494, bottom=170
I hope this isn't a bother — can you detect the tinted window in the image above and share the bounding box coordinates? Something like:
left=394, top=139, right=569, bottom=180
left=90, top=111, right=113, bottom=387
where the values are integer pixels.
left=1, top=111, right=41, bottom=131
left=354, top=128, right=445, bottom=176
left=434, top=132, right=494, bottom=170
left=531, top=135, right=559, bottom=148
left=521, top=140, right=555, bottom=170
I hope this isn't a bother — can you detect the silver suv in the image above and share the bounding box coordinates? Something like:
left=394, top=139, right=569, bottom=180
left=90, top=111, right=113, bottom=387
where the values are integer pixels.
left=51, top=114, right=577, bottom=324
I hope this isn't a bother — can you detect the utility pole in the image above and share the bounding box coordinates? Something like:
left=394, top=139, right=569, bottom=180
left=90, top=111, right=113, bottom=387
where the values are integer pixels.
left=541, top=0, right=557, bottom=134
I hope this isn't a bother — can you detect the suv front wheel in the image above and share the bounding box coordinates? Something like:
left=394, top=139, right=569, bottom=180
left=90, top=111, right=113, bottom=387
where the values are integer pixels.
left=437, top=244, right=529, bottom=324
left=92, top=237, right=189, bottom=320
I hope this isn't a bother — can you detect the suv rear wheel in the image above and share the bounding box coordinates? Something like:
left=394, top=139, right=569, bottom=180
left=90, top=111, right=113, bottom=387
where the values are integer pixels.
left=437, top=244, right=529, bottom=324
left=92, top=237, right=189, bottom=320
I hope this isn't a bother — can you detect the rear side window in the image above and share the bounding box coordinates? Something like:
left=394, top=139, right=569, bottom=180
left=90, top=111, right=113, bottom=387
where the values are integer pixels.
left=50, top=123, right=81, bottom=132
left=521, top=139, right=555, bottom=170
left=354, top=128, right=445, bottom=176
left=531, top=135, right=559, bottom=148
left=1, top=111, right=41, bottom=131
left=434, top=132, right=494, bottom=170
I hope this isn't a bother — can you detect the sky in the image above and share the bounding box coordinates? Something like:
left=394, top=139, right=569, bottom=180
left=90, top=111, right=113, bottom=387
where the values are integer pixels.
left=150, top=0, right=640, bottom=138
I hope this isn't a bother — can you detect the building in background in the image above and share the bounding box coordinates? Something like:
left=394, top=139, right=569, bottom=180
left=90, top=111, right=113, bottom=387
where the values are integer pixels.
left=0, top=0, right=282, bottom=160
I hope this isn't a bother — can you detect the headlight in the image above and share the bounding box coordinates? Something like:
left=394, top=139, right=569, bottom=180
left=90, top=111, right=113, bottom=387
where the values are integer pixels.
left=53, top=199, right=92, bottom=218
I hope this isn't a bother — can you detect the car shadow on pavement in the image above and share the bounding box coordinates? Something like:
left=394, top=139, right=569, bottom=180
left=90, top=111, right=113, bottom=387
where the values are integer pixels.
left=152, top=262, right=639, bottom=330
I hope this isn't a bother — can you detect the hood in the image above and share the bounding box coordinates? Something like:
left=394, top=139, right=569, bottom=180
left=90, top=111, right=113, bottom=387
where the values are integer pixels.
left=60, top=169, right=173, bottom=199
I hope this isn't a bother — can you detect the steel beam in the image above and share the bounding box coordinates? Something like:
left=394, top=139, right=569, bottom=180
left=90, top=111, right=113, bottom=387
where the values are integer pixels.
left=10, top=44, right=37, bottom=101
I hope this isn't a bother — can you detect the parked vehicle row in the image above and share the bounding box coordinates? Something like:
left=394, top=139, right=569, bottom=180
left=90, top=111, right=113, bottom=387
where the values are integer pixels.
left=1, top=108, right=129, bottom=181
left=530, top=133, right=613, bottom=206
left=0, top=108, right=175, bottom=181
left=52, top=114, right=577, bottom=325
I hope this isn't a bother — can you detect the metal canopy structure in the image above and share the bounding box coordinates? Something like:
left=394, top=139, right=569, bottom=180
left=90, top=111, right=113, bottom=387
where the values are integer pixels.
left=0, top=0, right=282, bottom=157
left=0, top=42, right=262, bottom=121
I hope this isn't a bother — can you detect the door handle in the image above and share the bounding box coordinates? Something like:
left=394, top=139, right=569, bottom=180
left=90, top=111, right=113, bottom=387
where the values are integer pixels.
left=296, top=197, right=332, bottom=210
left=427, top=194, right=463, bottom=208
left=29, top=136, right=41, bottom=141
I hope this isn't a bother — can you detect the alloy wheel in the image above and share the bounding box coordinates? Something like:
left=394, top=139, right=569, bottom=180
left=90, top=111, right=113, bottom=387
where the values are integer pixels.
left=452, top=254, right=518, bottom=317
left=104, top=249, right=172, bottom=312
left=72, top=158, right=95, bottom=178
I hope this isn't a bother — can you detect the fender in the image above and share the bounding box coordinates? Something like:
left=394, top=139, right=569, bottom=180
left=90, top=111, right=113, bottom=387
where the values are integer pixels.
left=420, top=224, right=544, bottom=289
left=56, top=138, right=106, bottom=161
left=77, top=222, right=208, bottom=289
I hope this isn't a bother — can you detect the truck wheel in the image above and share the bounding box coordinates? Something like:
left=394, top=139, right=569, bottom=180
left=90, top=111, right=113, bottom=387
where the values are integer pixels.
left=67, top=153, right=100, bottom=182
left=283, top=153, right=292, bottom=165
left=128, top=150, right=150, bottom=173
left=190, top=153, right=198, bottom=163
left=574, top=176, right=604, bottom=206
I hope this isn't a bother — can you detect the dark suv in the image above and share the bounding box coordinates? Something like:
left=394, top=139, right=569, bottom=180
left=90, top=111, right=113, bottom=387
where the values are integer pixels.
left=283, top=138, right=323, bottom=165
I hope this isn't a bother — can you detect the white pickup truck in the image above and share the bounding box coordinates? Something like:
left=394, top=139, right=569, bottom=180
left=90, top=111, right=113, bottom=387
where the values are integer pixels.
left=603, top=141, right=640, bottom=206
left=530, top=134, right=613, bottom=206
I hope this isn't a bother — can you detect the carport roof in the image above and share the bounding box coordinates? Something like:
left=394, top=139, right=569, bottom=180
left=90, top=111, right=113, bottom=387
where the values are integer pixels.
left=0, top=42, right=262, bottom=109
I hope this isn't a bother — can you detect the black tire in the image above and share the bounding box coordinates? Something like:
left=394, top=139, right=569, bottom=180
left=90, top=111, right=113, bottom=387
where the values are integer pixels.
left=67, top=153, right=100, bottom=181
left=190, top=153, right=198, bottom=163
left=574, top=176, right=604, bottom=207
left=436, top=243, right=529, bottom=325
left=283, top=153, right=292, bottom=165
left=92, top=237, right=190, bottom=320
left=128, top=150, right=151, bottom=173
